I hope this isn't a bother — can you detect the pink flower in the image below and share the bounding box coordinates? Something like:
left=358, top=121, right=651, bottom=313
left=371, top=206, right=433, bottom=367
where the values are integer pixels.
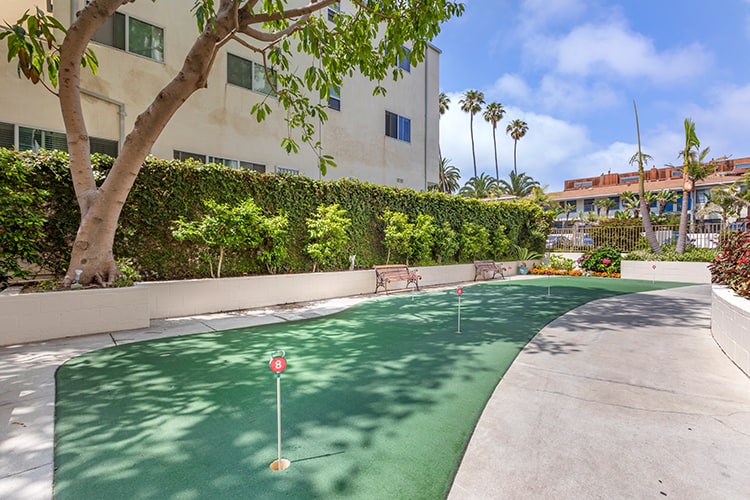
left=602, top=258, right=611, bottom=265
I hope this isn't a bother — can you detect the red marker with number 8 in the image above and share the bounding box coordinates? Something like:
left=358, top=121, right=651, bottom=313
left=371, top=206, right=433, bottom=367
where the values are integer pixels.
left=270, top=356, right=287, bottom=374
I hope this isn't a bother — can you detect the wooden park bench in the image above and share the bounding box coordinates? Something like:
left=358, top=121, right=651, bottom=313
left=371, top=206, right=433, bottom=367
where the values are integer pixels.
left=473, top=260, right=504, bottom=281
left=374, top=264, right=421, bottom=293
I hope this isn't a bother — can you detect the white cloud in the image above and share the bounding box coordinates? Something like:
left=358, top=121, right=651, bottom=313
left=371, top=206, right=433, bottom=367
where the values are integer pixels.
left=551, top=22, right=711, bottom=84
left=487, top=74, right=532, bottom=103
left=518, top=0, right=588, bottom=33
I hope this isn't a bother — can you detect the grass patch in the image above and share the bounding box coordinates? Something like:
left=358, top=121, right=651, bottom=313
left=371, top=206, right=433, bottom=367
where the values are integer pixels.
left=54, top=277, right=688, bottom=499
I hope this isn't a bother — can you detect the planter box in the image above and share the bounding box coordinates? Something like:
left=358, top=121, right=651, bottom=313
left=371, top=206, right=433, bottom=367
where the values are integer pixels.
left=1, top=263, right=512, bottom=345
left=712, top=285, right=750, bottom=377
left=620, top=260, right=711, bottom=283
left=0, top=286, right=149, bottom=346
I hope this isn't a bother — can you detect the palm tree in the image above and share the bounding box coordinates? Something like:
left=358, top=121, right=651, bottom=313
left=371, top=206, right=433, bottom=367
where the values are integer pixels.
left=593, top=198, right=617, bottom=217
left=655, top=189, right=679, bottom=215
left=459, top=90, right=485, bottom=178
left=497, top=171, right=539, bottom=197
left=674, top=118, right=716, bottom=253
left=458, top=173, right=498, bottom=199
left=505, top=118, right=528, bottom=176
left=483, top=102, right=506, bottom=181
left=704, top=186, right=742, bottom=224
left=620, top=190, right=640, bottom=217
left=439, top=92, right=450, bottom=116
left=431, top=157, right=461, bottom=194
left=630, top=100, right=660, bottom=253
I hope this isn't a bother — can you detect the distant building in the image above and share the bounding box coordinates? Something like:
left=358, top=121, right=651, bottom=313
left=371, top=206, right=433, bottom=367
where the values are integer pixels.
left=0, top=1, right=441, bottom=191
left=549, top=157, right=750, bottom=221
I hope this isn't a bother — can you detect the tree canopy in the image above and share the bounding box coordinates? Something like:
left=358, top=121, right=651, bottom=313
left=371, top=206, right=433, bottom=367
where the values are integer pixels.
left=2, top=0, right=464, bottom=286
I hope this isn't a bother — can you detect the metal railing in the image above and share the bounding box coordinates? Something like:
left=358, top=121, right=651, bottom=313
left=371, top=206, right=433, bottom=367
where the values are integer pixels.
left=545, top=222, right=741, bottom=253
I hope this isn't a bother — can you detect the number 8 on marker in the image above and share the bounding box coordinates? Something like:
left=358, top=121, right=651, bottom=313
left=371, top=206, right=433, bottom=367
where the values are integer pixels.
left=270, top=356, right=287, bottom=374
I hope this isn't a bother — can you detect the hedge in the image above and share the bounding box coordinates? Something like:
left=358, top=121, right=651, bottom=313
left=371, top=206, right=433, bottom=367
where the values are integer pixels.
left=1, top=149, right=551, bottom=281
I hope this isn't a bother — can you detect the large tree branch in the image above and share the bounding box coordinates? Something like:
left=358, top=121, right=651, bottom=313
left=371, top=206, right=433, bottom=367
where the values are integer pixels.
left=60, top=0, right=131, bottom=213
left=238, top=14, right=311, bottom=43
left=239, top=0, right=337, bottom=25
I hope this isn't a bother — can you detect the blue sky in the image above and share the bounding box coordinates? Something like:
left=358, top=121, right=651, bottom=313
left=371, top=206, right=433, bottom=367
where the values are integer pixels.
left=435, top=0, right=750, bottom=192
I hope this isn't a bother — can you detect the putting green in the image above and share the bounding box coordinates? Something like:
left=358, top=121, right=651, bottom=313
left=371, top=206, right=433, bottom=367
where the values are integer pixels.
left=54, top=278, right=688, bottom=499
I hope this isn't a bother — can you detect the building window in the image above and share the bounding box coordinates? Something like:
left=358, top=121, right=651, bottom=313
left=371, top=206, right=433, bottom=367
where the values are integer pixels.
left=276, top=166, right=300, bottom=175
left=398, top=47, right=411, bottom=72
left=327, top=2, right=340, bottom=21
left=93, top=12, right=164, bottom=62
left=174, top=150, right=205, bottom=163
left=328, top=85, right=341, bottom=111
left=573, top=181, right=592, bottom=188
left=671, top=170, right=682, bottom=178
left=208, top=156, right=239, bottom=169
left=227, top=54, right=277, bottom=96
left=0, top=121, right=15, bottom=149
left=240, top=161, right=266, bottom=173
left=619, top=175, right=639, bottom=183
left=11, top=125, right=118, bottom=155
left=175, top=150, right=265, bottom=171
left=385, top=111, right=411, bottom=143
left=583, top=198, right=595, bottom=213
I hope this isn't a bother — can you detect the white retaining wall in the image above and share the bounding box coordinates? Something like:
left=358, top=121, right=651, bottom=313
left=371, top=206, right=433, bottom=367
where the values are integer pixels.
left=1, top=262, right=524, bottom=345
left=711, top=285, right=750, bottom=377
left=0, top=286, right=150, bottom=346
left=620, top=260, right=711, bottom=283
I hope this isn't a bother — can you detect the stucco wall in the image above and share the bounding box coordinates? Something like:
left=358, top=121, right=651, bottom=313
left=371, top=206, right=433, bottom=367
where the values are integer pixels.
left=711, top=285, right=750, bottom=377
left=0, top=286, right=149, bottom=346
left=620, top=260, right=711, bottom=283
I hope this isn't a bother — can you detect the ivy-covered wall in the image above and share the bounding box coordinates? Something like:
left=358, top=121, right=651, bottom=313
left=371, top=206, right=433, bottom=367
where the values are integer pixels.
left=2, top=149, right=551, bottom=281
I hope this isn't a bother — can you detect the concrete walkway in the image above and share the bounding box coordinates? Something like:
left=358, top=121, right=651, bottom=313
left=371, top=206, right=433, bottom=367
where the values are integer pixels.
left=2, top=284, right=749, bottom=499
left=449, top=284, right=750, bottom=499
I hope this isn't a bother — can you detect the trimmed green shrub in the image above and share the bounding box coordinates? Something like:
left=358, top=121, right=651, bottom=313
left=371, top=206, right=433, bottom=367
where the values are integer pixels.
left=0, top=149, right=48, bottom=286
left=305, top=204, right=351, bottom=272
left=0, top=149, right=552, bottom=280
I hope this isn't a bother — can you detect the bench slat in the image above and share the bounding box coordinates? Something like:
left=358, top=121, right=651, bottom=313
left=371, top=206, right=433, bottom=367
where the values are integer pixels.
left=374, top=264, right=421, bottom=293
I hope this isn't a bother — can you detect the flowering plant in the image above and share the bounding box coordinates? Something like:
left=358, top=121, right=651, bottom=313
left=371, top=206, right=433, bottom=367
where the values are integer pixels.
left=579, top=246, right=621, bottom=275
left=709, top=230, right=750, bottom=299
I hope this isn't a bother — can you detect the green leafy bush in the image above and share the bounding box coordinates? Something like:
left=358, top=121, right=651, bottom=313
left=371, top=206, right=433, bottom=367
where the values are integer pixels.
left=433, top=222, right=459, bottom=263
left=548, top=253, right=574, bottom=271
left=305, top=204, right=351, bottom=272
left=709, top=230, right=750, bottom=299
left=459, top=222, right=490, bottom=260
left=623, top=245, right=717, bottom=262
left=579, top=247, right=621, bottom=274
left=0, top=149, right=48, bottom=286
left=1, top=149, right=551, bottom=281
left=112, top=258, right=142, bottom=288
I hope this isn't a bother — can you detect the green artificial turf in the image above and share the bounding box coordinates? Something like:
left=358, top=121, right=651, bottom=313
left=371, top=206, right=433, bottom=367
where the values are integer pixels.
left=54, top=277, right=689, bottom=499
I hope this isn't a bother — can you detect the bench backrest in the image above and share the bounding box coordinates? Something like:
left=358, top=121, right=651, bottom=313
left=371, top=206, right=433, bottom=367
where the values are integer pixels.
left=375, top=265, right=413, bottom=281
left=474, top=260, right=497, bottom=269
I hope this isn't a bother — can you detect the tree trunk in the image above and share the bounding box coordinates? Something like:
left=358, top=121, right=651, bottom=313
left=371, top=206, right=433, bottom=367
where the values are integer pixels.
left=492, top=128, right=499, bottom=181
left=676, top=188, right=690, bottom=253
left=513, top=140, right=518, bottom=176
left=59, top=0, right=238, bottom=285
left=470, top=115, right=477, bottom=178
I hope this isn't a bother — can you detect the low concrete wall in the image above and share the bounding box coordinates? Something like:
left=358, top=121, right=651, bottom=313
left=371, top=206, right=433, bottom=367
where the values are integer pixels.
left=2, top=262, right=520, bottom=345
left=620, top=260, right=711, bottom=283
left=711, top=286, right=750, bottom=377
left=0, top=286, right=150, bottom=346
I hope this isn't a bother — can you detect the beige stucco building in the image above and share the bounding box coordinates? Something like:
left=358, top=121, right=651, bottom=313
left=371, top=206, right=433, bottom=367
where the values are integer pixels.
left=0, top=1, right=441, bottom=190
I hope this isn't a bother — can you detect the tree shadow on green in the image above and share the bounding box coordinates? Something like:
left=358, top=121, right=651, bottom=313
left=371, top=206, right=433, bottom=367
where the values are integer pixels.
left=54, top=277, right=689, bottom=499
